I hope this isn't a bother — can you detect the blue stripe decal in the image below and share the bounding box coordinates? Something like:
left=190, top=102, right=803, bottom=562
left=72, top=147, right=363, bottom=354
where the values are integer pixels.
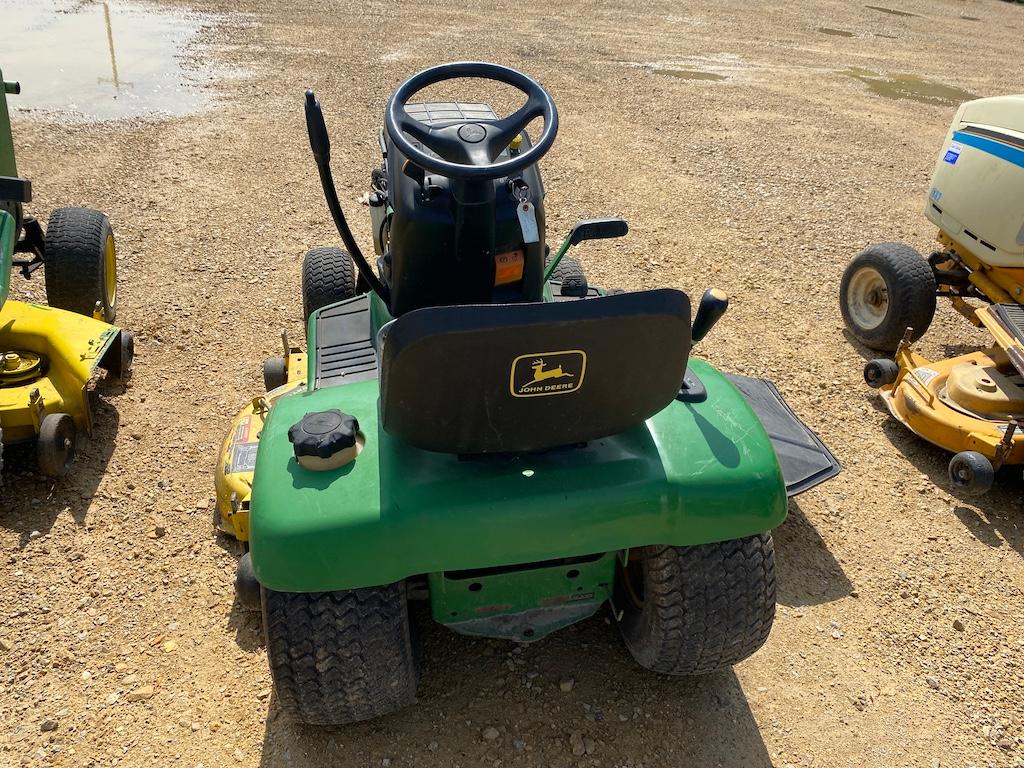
left=953, top=130, right=1024, bottom=170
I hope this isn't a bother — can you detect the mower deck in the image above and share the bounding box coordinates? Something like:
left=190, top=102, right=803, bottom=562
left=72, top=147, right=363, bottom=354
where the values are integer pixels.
left=0, top=299, right=124, bottom=442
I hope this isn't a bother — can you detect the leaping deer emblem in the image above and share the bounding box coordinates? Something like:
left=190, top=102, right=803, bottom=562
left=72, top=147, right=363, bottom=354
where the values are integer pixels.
left=526, top=358, right=574, bottom=386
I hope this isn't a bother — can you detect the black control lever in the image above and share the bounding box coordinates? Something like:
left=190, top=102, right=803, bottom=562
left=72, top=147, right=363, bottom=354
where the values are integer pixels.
left=691, top=288, right=729, bottom=343
left=304, top=90, right=391, bottom=305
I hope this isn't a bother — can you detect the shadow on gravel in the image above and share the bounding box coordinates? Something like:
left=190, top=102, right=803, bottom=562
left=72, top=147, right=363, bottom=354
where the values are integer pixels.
left=876, top=414, right=1024, bottom=558
left=774, top=500, right=853, bottom=606
left=257, top=613, right=773, bottom=767
left=0, top=390, right=120, bottom=545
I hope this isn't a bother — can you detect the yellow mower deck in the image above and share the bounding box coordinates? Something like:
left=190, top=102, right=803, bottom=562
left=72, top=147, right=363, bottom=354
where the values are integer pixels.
left=214, top=347, right=306, bottom=541
left=0, top=299, right=121, bottom=442
left=880, top=304, right=1024, bottom=465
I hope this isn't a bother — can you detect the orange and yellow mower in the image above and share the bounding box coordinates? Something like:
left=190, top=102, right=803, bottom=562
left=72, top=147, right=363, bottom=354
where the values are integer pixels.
left=840, top=95, right=1024, bottom=495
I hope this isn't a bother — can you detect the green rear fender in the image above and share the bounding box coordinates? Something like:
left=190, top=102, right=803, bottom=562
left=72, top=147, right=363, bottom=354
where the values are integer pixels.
left=249, top=358, right=787, bottom=593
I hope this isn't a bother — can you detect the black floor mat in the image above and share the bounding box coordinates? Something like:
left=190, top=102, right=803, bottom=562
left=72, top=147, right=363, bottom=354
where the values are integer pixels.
left=726, top=374, right=841, bottom=497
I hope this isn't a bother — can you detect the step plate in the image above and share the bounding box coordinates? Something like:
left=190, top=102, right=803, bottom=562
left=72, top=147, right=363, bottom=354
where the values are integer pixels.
left=726, top=374, right=841, bottom=497
left=314, top=295, right=378, bottom=389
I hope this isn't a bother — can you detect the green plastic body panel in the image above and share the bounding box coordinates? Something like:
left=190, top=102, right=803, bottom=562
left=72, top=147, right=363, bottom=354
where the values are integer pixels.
left=0, top=67, right=17, bottom=178
left=429, top=552, right=616, bottom=641
left=249, top=349, right=788, bottom=593
left=0, top=211, right=12, bottom=309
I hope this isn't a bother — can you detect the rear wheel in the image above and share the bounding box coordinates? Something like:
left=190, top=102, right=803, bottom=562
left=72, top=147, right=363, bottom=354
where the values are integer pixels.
left=302, top=247, right=356, bottom=323
left=617, top=534, right=776, bottom=675
left=263, top=583, right=420, bottom=725
left=37, top=413, right=77, bottom=478
left=840, top=243, right=936, bottom=352
left=43, top=208, right=117, bottom=321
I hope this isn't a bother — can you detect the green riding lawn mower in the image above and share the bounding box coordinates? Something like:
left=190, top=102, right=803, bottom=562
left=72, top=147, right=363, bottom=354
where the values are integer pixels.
left=0, top=67, right=132, bottom=477
left=215, top=62, right=840, bottom=725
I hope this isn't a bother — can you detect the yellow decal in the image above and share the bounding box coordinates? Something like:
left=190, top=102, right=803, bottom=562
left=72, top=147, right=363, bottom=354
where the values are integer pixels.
left=510, top=350, right=586, bottom=398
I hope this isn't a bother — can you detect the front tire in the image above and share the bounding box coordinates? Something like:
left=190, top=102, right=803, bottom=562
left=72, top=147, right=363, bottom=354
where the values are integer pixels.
left=547, top=254, right=588, bottom=297
left=617, top=534, right=776, bottom=675
left=43, top=208, right=117, bottom=321
left=840, top=243, right=936, bottom=352
left=302, top=247, right=356, bottom=323
left=263, top=583, right=420, bottom=725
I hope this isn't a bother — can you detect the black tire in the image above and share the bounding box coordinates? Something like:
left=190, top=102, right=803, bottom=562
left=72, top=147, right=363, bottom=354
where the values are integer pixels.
left=617, top=534, right=776, bottom=675
left=263, top=583, right=420, bottom=725
left=840, top=243, right=936, bottom=352
left=37, top=413, right=77, bottom=478
left=263, top=356, right=287, bottom=391
left=302, top=247, right=356, bottom=323
left=948, top=451, right=994, bottom=496
left=43, top=207, right=117, bottom=322
left=548, top=255, right=588, bottom=297
left=863, top=358, right=899, bottom=389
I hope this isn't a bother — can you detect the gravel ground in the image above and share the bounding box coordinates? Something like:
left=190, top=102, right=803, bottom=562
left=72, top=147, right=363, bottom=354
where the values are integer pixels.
left=2, top=0, right=1024, bottom=766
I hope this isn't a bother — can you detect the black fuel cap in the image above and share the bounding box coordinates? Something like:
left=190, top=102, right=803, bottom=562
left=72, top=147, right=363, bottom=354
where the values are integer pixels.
left=288, top=409, right=359, bottom=459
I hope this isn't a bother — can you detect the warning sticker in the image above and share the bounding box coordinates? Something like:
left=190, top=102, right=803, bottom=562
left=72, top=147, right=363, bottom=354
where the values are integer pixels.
left=229, top=442, right=259, bottom=474
left=234, top=416, right=252, bottom=443
left=943, top=142, right=963, bottom=164
left=912, top=366, right=939, bottom=386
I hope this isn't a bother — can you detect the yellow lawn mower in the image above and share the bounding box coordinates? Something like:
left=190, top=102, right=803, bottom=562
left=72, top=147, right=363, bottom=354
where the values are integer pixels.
left=840, top=95, right=1024, bottom=495
left=0, top=69, right=132, bottom=477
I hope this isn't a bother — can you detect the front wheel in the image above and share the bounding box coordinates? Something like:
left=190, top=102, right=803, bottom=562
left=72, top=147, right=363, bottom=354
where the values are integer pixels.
left=43, top=208, right=117, bottom=322
left=263, top=583, right=420, bottom=725
left=616, top=534, right=776, bottom=675
left=301, top=247, right=356, bottom=323
left=840, top=243, right=936, bottom=353
left=948, top=451, right=994, bottom=496
left=37, top=412, right=78, bottom=477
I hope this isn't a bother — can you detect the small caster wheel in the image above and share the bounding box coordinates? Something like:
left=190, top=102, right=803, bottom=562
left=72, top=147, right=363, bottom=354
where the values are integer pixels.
left=948, top=451, right=994, bottom=496
left=864, top=358, right=899, bottom=389
left=37, top=413, right=78, bottom=478
left=263, top=356, right=287, bottom=391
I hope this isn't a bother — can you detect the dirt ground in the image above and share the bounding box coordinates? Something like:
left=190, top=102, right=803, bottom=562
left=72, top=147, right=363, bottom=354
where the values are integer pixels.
left=2, top=0, right=1024, bottom=765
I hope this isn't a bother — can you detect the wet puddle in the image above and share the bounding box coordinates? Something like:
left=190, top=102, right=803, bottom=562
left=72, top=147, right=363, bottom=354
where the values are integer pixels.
left=818, top=27, right=855, bottom=37
left=841, top=67, right=975, bottom=106
left=654, top=68, right=727, bottom=82
left=1, top=0, right=232, bottom=121
left=632, top=57, right=741, bottom=83
left=865, top=5, right=918, bottom=17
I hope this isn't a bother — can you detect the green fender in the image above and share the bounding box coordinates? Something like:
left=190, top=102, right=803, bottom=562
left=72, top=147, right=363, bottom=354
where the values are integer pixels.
left=0, top=211, right=13, bottom=310
left=249, top=357, right=787, bottom=593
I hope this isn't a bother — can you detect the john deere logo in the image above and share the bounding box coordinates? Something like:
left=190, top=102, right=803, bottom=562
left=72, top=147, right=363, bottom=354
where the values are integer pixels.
left=510, top=350, right=586, bottom=398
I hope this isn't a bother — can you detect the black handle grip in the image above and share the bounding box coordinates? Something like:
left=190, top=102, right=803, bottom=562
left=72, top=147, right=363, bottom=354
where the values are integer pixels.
left=304, top=90, right=331, bottom=165
left=568, top=217, right=629, bottom=246
left=692, top=288, right=729, bottom=343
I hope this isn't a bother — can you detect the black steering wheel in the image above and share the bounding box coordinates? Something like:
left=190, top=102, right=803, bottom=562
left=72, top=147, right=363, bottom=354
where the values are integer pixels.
left=385, top=62, right=558, bottom=181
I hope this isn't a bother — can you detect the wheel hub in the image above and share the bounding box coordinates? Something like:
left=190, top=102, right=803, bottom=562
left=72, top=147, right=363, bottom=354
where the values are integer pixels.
left=0, top=350, right=44, bottom=386
left=846, top=267, right=889, bottom=330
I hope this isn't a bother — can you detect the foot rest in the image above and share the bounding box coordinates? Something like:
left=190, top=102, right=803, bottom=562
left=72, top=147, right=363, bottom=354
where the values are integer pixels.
left=313, top=295, right=378, bottom=389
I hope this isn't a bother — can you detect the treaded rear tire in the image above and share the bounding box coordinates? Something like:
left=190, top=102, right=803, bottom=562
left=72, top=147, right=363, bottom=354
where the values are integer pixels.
left=263, top=583, right=420, bottom=725
left=302, top=247, right=356, bottom=323
left=43, top=207, right=117, bottom=321
left=617, top=534, right=776, bottom=675
left=840, top=242, right=936, bottom=352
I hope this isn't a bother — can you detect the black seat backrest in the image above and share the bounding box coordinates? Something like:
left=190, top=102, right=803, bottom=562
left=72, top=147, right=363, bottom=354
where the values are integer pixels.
left=378, top=289, right=691, bottom=454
